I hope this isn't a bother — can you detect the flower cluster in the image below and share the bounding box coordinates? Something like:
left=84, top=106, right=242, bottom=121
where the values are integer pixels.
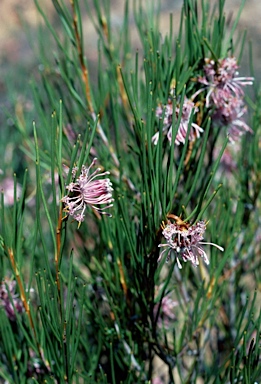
left=158, top=218, right=224, bottom=269
left=62, top=158, right=114, bottom=224
left=152, top=97, right=203, bottom=146
left=0, top=279, right=23, bottom=321
left=197, top=57, right=254, bottom=142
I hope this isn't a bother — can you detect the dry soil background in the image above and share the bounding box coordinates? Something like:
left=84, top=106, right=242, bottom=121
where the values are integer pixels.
left=0, top=1, right=260, bottom=97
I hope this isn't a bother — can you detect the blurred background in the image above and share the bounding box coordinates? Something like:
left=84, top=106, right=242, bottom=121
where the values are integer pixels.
left=0, top=0, right=260, bottom=128
left=1, top=0, right=261, bottom=77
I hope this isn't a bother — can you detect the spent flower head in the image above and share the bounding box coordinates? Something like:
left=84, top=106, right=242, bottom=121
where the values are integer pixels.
left=152, top=96, right=203, bottom=146
left=62, top=158, right=114, bottom=224
left=0, top=279, right=23, bottom=321
left=158, top=216, right=224, bottom=269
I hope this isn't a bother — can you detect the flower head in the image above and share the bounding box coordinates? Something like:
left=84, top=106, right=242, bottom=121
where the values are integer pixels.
left=0, top=279, right=23, bottom=321
left=199, top=57, right=253, bottom=103
left=212, top=91, right=252, bottom=142
left=158, top=218, right=224, bottom=269
left=196, top=57, right=254, bottom=141
left=62, top=158, right=113, bottom=224
left=152, top=97, right=203, bottom=146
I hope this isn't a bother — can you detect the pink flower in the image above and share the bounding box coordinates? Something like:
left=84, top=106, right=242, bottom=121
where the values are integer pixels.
left=154, top=293, right=177, bottom=328
left=152, top=97, right=203, bottom=146
left=198, top=57, right=253, bottom=104
left=62, top=158, right=114, bottom=224
left=0, top=279, right=23, bottom=321
left=196, top=57, right=254, bottom=141
left=214, top=146, right=237, bottom=174
left=152, top=377, right=165, bottom=384
left=212, top=91, right=252, bottom=142
left=158, top=219, right=224, bottom=269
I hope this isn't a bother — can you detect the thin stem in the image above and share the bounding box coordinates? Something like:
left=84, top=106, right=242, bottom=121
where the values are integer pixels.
left=55, top=206, right=63, bottom=292
left=116, top=257, right=128, bottom=299
left=70, top=0, right=93, bottom=113
left=70, top=0, right=120, bottom=168
left=70, top=0, right=139, bottom=194
left=6, top=246, right=51, bottom=371
left=7, top=247, right=34, bottom=329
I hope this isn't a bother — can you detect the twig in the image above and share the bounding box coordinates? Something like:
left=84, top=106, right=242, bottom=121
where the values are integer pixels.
left=70, top=0, right=118, bottom=165
left=55, top=206, right=63, bottom=292
left=114, top=322, right=145, bottom=377
left=7, top=249, right=33, bottom=327
left=6, top=247, right=51, bottom=371
left=70, top=0, right=93, bottom=114
left=70, top=0, right=138, bottom=191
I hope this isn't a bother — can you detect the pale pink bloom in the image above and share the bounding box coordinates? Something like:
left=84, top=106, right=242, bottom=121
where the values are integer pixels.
left=212, top=91, right=252, bottom=142
left=196, top=57, right=253, bottom=141
left=198, top=57, right=253, bottom=106
left=154, top=294, right=177, bottom=328
left=152, top=97, right=203, bottom=146
left=63, top=123, right=77, bottom=142
left=214, top=146, right=237, bottom=174
left=152, top=377, right=165, bottom=384
left=62, top=158, right=113, bottom=223
left=0, top=177, right=22, bottom=206
left=158, top=220, right=224, bottom=269
left=0, top=279, right=23, bottom=321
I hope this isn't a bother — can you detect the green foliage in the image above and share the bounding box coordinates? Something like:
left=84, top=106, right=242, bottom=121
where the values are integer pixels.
left=0, top=0, right=260, bottom=383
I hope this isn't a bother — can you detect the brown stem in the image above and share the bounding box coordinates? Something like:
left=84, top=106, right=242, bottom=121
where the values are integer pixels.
left=6, top=247, right=49, bottom=366
left=70, top=0, right=93, bottom=113
left=8, top=248, right=34, bottom=328
left=116, top=257, right=129, bottom=304
left=70, top=0, right=119, bottom=166
left=117, top=65, right=130, bottom=117
left=70, top=0, right=138, bottom=192
left=184, top=140, right=194, bottom=167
